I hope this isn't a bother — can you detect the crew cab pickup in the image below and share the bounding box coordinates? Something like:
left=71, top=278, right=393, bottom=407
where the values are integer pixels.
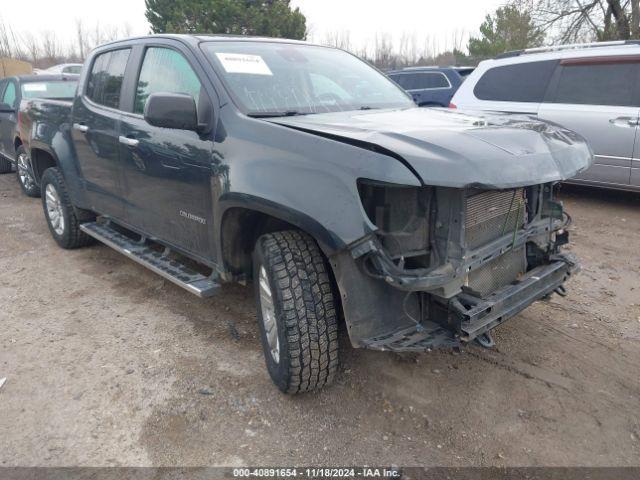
left=0, top=74, right=78, bottom=197
left=19, top=35, right=592, bottom=393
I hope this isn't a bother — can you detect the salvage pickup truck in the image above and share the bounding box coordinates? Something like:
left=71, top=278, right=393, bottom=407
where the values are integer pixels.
left=0, top=74, right=78, bottom=196
left=18, top=35, right=592, bottom=393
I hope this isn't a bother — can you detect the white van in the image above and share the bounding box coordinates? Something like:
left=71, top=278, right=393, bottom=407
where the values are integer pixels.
left=451, top=41, right=640, bottom=192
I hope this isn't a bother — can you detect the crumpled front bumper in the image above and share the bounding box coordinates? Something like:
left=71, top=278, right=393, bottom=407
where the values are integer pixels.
left=333, top=247, right=579, bottom=352
left=449, top=253, right=579, bottom=342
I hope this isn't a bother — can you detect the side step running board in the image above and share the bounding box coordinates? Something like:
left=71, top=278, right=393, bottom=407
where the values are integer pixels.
left=80, top=222, right=220, bottom=298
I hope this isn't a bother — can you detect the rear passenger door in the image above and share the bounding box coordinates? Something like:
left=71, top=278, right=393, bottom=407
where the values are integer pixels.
left=538, top=58, right=640, bottom=187
left=71, top=48, right=131, bottom=219
left=118, top=42, right=217, bottom=261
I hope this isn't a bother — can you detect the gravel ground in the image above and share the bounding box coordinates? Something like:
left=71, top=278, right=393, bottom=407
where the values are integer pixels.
left=0, top=173, right=639, bottom=467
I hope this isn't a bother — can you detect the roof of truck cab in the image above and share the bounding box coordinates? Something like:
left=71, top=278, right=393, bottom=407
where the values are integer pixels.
left=99, top=33, right=323, bottom=49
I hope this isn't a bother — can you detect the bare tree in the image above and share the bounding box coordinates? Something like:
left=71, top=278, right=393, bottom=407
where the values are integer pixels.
left=20, top=32, right=42, bottom=64
left=74, top=19, right=89, bottom=61
left=40, top=30, right=62, bottom=65
left=519, top=0, right=640, bottom=43
left=0, top=17, right=22, bottom=58
left=322, top=30, right=352, bottom=50
left=372, top=32, right=394, bottom=69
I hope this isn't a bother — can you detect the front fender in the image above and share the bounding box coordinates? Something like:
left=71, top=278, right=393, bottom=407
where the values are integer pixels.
left=213, top=108, right=422, bottom=257
left=217, top=193, right=345, bottom=256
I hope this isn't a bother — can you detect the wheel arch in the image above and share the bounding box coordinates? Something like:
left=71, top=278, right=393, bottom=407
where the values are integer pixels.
left=218, top=194, right=346, bottom=281
left=29, top=146, right=59, bottom=185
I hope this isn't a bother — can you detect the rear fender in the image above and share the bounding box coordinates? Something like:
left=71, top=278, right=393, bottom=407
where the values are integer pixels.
left=29, top=137, right=89, bottom=208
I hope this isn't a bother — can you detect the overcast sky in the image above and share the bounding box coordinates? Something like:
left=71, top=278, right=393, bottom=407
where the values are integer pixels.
left=1, top=0, right=506, bottom=53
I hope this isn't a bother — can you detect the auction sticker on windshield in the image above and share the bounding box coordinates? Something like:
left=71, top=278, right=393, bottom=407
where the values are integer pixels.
left=215, top=53, right=273, bottom=75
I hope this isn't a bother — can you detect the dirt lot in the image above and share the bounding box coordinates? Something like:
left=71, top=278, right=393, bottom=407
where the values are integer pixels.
left=0, top=173, right=639, bottom=467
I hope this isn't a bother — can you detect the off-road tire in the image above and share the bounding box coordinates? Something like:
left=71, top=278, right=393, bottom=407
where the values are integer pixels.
left=16, top=145, right=40, bottom=197
left=41, top=167, right=95, bottom=249
left=0, top=156, right=12, bottom=173
left=253, top=230, right=339, bottom=394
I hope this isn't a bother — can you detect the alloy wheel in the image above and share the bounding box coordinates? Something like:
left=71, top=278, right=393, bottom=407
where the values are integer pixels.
left=17, top=153, right=35, bottom=191
left=45, top=184, right=65, bottom=236
left=258, top=265, right=280, bottom=363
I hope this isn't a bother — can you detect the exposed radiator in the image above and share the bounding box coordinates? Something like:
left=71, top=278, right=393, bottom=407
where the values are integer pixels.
left=465, top=188, right=527, bottom=296
left=467, top=247, right=526, bottom=297
left=465, top=188, right=525, bottom=250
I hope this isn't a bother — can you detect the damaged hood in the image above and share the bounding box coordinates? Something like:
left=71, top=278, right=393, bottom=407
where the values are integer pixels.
left=268, top=107, right=593, bottom=188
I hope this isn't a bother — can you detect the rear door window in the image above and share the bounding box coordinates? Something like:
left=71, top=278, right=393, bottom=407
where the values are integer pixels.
left=134, top=47, right=202, bottom=114
left=473, top=60, right=557, bottom=102
left=391, top=72, right=450, bottom=90
left=551, top=62, right=638, bottom=107
left=86, top=48, right=131, bottom=109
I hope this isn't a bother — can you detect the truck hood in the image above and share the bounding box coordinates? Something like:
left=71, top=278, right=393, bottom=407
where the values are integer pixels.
left=267, top=107, right=593, bottom=188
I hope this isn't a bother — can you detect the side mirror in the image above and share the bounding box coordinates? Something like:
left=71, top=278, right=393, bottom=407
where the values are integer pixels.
left=143, top=93, right=198, bottom=131
left=0, top=103, right=15, bottom=113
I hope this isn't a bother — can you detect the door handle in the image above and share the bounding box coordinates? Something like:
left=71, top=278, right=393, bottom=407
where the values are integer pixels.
left=119, top=136, right=139, bottom=148
left=73, top=123, right=89, bottom=133
left=609, top=116, right=639, bottom=128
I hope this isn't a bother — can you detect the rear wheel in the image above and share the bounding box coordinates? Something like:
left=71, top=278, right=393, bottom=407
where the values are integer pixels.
left=16, top=146, right=40, bottom=197
left=253, top=230, right=339, bottom=394
left=41, top=167, right=94, bottom=249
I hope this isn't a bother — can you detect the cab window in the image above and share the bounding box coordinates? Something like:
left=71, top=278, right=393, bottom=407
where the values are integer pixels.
left=134, top=47, right=202, bottom=114
left=86, top=48, right=131, bottom=109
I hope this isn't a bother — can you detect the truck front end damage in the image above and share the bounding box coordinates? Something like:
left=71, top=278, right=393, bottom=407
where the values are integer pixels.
left=332, top=181, right=578, bottom=351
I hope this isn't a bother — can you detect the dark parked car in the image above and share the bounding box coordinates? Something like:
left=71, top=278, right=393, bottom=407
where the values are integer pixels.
left=19, top=35, right=590, bottom=393
left=0, top=74, right=78, bottom=196
left=387, top=66, right=474, bottom=107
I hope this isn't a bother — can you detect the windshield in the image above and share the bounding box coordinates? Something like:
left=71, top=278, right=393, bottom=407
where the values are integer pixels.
left=201, top=41, right=413, bottom=116
left=21, top=80, right=78, bottom=100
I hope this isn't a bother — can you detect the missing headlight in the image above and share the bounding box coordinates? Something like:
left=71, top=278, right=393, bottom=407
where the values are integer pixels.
left=358, top=180, right=432, bottom=267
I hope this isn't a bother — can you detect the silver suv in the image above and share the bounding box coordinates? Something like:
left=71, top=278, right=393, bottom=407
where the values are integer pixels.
left=451, top=41, right=640, bottom=192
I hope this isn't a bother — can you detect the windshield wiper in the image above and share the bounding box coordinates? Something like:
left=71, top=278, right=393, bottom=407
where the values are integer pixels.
left=247, top=111, right=308, bottom=118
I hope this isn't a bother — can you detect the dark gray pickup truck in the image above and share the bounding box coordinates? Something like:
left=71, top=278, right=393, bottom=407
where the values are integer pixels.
left=18, top=34, right=592, bottom=393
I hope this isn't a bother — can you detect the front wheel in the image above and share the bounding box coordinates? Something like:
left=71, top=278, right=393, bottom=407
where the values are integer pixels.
left=16, top=146, right=40, bottom=197
left=41, top=167, right=94, bottom=249
left=253, top=231, right=339, bottom=394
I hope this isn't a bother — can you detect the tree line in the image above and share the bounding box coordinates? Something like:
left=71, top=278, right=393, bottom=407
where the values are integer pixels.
left=0, top=18, right=133, bottom=69
left=1, top=0, right=638, bottom=70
